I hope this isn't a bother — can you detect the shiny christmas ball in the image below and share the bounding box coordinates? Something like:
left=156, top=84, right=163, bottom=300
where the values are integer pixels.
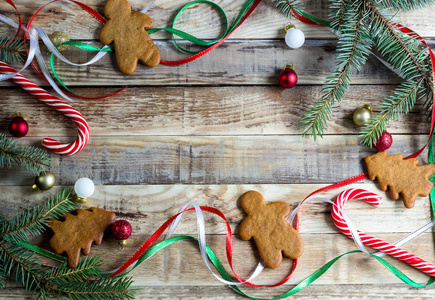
left=49, top=31, right=70, bottom=52
left=74, top=177, right=95, bottom=203
left=375, top=131, right=393, bottom=151
left=111, top=220, right=132, bottom=245
left=353, top=104, right=372, bottom=127
left=32, top=171, right=55, bottom=193
left=9, top=113, right=29, bottom=138
left=285, top=27, right=305, bottom=49
left=278, top=65, right=298, bottom=88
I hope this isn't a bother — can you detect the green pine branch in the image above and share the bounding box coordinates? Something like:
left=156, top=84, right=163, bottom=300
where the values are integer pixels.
left=0, top=189, right=135, bottom=299
left=0, top=258, right=5, bottom=289
left=301, top=4, right=372, bottom=138
left=44, top=256, right=103, bottom=283
left=0, top=36, right=25, bottom=64
left=0, top=133, right=52, bottom=175
left=271, top=0, right=304, bottom=18
left=360, top=78, right=424, bottom=146
left=379, top=0, right=435, bottom=10
left=0, top=189, right=78, bottom=243
left=367, top=2, right=431, bottom=86
left=270, top=0, right=434, bottom=143
left=329, top=0, right=348, bottom=30
left=47, top=277, right=136, bottom=300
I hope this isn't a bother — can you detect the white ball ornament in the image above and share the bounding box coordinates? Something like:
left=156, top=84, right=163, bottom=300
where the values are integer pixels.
left=285, top=28, right=305, bottom=49
left=74, top=177, right=95, bottom=203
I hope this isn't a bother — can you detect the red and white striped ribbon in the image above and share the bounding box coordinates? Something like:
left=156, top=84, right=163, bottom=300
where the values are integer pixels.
left=0, top=61, right=89, bottom=155
left=332, top=188, right=435, bottom=277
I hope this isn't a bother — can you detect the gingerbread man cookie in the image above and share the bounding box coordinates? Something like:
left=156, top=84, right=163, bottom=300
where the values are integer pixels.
left=238, top=191, right=304, bottom=269
left=99, top=0, right=160, bottom=74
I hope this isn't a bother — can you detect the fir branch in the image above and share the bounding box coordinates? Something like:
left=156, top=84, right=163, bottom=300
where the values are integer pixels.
left=301, top=4, right=372, bottom=138
left=378, top=0, right=435, bottom=10
left=0, top=258, right=5, bottom=289
left=329, top=0, right=348, bottom=30
left=47, top=277, right=136, bottom=300
left=0, top=189, right=78, bottom=243
left=360, top=78, right=424, bottom=146
left=44, top=256, right=103, bottom=282
left=0, top=191, right=135, bottom=299
left=367, top=2, right=432, bottom=88
left=271, top=0, right=304, bottom=18
left=0, top=133, right=52, bottom=175
left=0, top=240, right=42, bottom=292
left=0, top=36, right=25, bottom=64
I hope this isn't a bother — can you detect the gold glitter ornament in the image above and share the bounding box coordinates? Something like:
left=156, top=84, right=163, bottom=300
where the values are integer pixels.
left=49, top=31, right=70, bottom=52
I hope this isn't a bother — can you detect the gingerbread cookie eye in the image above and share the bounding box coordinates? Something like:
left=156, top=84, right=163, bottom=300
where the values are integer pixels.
left=238, top=191, right=304, bottom=269
left=99, top=0, right=160, bottom=74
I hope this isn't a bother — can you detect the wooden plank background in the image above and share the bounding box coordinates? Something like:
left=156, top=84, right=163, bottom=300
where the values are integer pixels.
left=1, top=0, right=435, bottom=299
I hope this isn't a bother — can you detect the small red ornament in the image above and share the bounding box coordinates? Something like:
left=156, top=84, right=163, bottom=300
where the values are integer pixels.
left=375, top=131, right=393, bottom=151
left=9, top=113, right=29, bottom=138
left=278, top=65, right=298, bottom=88
left=111, top=220, right=132, bottom=246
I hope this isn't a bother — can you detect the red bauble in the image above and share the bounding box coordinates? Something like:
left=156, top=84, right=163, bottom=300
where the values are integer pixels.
left=375, top=131, right=393, bottom=151
left=8, top=114, right=29, bottom=138
left=111, top=220, right=132, bottom=241
left=278, top=65, right=298, bottom=88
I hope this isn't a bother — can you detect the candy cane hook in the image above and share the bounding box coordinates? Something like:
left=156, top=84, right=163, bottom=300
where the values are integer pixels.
left=332, top=188, right=435, bottom=277
left=0, top=61, right=89, bottom=155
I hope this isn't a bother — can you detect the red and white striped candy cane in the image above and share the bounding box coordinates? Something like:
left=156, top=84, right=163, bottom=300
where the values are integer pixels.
left=332, top=188, right=435, bottom=277
left=0, top=61, right=89, bottom=155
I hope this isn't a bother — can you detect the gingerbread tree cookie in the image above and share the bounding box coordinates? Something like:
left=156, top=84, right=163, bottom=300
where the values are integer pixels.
left=99, top=0, right=160, bottom=74
left=238, top=191, right=304, bottom=269
left=49, top=207, right=116, bottom=268
left=365, top=151, right=435, bottom=208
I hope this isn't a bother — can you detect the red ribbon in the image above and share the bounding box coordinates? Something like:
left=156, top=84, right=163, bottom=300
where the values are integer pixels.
left=109, top=205, right=298, bottom=287
left=2, top=0, right=21, bottom=44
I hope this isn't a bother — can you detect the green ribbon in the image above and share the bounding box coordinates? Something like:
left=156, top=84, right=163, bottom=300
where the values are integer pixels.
left=49, top=0, right=256, bottom=92
left=19, top=233, right=434, bottom=299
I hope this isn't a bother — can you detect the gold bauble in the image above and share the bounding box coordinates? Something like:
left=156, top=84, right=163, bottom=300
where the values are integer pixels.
left=353, top=104, right=372, bottom=127
left=117, top=239, right=127, bottom=247
left=49, top=31, right=70, bottom=52
left=32, top=171, right=56, bottom=193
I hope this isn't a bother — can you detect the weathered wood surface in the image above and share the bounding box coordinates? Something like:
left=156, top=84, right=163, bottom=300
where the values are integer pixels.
left=1, top=0, right=435, bottom=39
left=0, top=40, right=404, bottom=87
left=2, top=0, right=435, bottom=299
left=0, top=135, right=431, bottom=185
left=0, top=85, right=430, bottom=136
left=0, top=184, right=433, bottom=234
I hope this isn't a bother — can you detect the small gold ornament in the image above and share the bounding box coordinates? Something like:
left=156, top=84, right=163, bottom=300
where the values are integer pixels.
left=32, top=171, right=56, bottom=193
left=353, top=104, right=373, bottom=127
left=49, top=31, right=70, bottom=52
left=116, top=239, right=127, bottom=247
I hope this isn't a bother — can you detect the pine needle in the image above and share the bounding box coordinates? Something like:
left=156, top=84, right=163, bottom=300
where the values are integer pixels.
left=0, top=36, right=25, bottom=64
left=0, top=190, right=135, bottom=298
left=0, top=133, right=52, bottom=175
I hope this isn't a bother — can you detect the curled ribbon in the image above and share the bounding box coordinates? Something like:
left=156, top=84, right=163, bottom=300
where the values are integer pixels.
left=332, top=188, right=435, bottom=277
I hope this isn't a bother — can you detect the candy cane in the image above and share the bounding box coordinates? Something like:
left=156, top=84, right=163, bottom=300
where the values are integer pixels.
left=332, top=188, right=435, bottom=277
left=0, top=61, right=89, bottom=155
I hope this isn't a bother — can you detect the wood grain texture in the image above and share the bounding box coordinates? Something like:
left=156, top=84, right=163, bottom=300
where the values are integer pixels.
left=2, top=284, right=435, bottom=299
left=0, top=85, right=429, bottom=136
left=0, top=184, right=432, bottom=235
left=0, top=135, right=431, bottom=185
left=1, top=0, right=435, bottom=299
left=0, top=40, right=402, bottom=87
left=1, top=0, right=435, bottom=39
